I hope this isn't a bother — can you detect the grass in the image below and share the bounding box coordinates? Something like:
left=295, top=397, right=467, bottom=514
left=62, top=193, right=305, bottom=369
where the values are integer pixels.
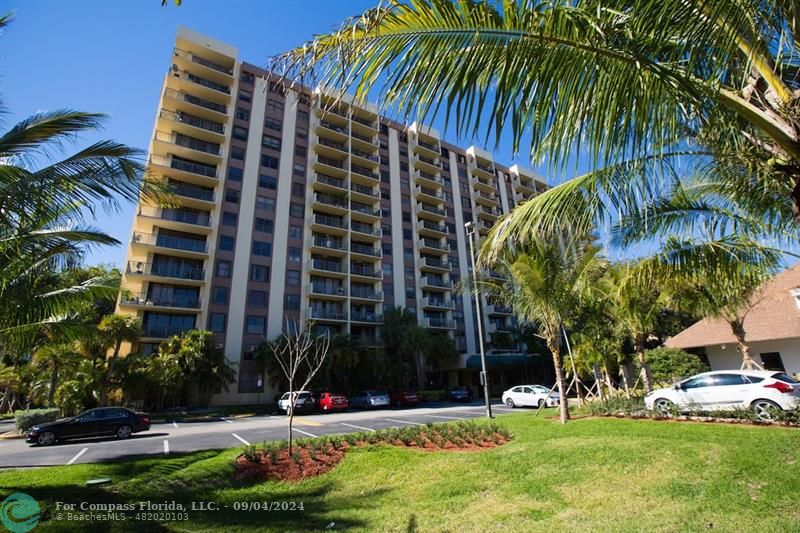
left=1, top=413, right=798, bottom=532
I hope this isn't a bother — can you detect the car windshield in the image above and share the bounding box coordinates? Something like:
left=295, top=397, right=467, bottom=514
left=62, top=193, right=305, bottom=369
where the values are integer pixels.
left=280, top=393, right=290, bottom=400
left=772, top=373, right=799, bottom=384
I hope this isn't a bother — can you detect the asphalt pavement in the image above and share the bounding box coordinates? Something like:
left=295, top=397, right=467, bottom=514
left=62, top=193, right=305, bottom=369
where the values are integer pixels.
left=0, top=402, right=518, bottom=468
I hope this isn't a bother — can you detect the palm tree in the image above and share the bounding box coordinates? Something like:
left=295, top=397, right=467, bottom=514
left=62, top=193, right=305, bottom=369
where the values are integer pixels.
left=31, top=343, right=83, bottom=407
left=478, top=237, right=605, bottom=423
left=97, top=314, right=141, bottom=404
left=275, top=0, right=800, bottom=217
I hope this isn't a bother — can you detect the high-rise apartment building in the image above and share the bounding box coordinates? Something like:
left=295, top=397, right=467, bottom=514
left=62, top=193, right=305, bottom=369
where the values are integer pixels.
left=117, top=28, right=549, bottom=404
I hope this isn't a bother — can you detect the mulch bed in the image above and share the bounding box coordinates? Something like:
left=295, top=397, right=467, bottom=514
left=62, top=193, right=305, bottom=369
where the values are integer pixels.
left=235, top=432, right=509, bottom=483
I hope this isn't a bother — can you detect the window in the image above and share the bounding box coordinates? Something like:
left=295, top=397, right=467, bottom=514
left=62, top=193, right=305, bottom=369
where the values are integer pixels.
left=404, top=250, right=413, bottom=262
left=295, top=145, right=307, bottom=158
left=259, top=175, right=277, bottom=189
left=382, top=224, right=391, bottom=236
left=289, top=225, right=302, bottom=239
left=261, top=155, right=279, bottom=169
left=256, top=195, right=274, bottom=210
left=264, top=117, right=282, bottom=131
left=406, top=288, right=416, bottom=299
left=252, top=241, right=272, bottom=257
left=381, top=190, right=390, bottom=200
left=292, top=183, right=305, bottom=197
left=682, top=376, right=712, bottom=389
left=296, top=127, right=308, bottom=140
left=267, top=100, right=284, bottom=114
left=209, top=313, right=226, bottom=333
left=400, top=162, right=408, bottom=172
left=246, top=316, right=266, bottom=335
left=225, top=189, right=240, bottom=204
left=402, top=212, right=411, bottom=223
left=297, top=110, right=309, bottom=122
left=382, top=263, right=393, bottom=275
left=215, top=260, right=231, bottom=278
left=287, top=270, right=301, bottom=287
left=212, top=286, right=228, bottom=305
left=240, top=71, right=254, bottom=85
left=262, top=135, right=281, bottom=150
left=288, top=247, right=301, bottom=263
left=230, top=146, right=245, bottom=160
left=284, top=294, right=300, bottom=310
left=254, top=217, right=273, bottom=233
left=404, top=267, right=414, bottom=280
left=382, top=242, right=392, bottom=255
left=238, top=89, right=252, bottom=103
left=249, top=290, right=267, bottom=308
left=289, top=202, right=304, bottom=218
left=236, top=107, right=250, bottom=121
left=403, top=229, right=412, bottom=240
left=219, top=235, right=234, bottom=251
left=760, top=352, right=786, bottom=371
left=227, top=167, right=242, bottom=182
left=222, top=212, right=237, bottom=226
left=269, top=81, right=285, bottom=94
left=250, top=264, right=269, bottom=282
left=232, top=126, right=248, bottom=141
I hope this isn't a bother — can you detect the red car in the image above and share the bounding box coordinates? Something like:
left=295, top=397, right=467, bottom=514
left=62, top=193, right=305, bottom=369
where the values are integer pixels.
left=390, top=390, right=420, bottom=408
left=318, top=391, right=349, bottom=412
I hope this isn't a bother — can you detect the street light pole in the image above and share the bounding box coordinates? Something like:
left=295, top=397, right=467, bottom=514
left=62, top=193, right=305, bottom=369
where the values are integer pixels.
left=465, top=222, right=493, bottom=418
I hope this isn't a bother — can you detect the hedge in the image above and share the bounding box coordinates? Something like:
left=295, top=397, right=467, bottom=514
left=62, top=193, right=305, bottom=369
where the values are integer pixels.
left=417, top=390, right=446, bottom=402
left=15, top=408, right=61, bottom=433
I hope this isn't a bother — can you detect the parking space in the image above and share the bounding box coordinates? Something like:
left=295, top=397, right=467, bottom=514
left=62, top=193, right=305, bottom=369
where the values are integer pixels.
left=0, top=402, right=514, bottom=467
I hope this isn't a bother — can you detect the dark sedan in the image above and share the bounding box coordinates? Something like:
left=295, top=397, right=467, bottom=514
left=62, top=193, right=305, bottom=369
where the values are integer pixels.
left=26, top=407, right=151, bottom=446
left=447, top=385, right=474, bottom=402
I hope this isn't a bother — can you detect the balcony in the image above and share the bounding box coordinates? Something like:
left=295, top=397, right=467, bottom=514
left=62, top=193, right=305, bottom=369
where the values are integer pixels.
left=308, top=258, right=347, bottom=277
left=350, top=164, right=379, bottom=185
left=423, top=317, right=455, bottom=329
left=350, top=264, right=382, bottom=280
left=475, top=204, right=501, bottom=221
left=350, top=287, right=383, bottom=301
left=415, top=203, right=446, bottom=221
left=314, top=155, right=348, bottom=177
left=173, top=48, right=233, bottom=78
left=413, top=154, right=442, bottom=172
left=141, top=324, right=193, bottom=339
left=350, top=311, right=382, bottom=323
left=310, top=213, right=347, bottom=235
left=120, top=291, right=201, bottom=310
left=416, top=220, right=448, bottom=237
left=350, top=201, right=381, bottom=221
left=132, top=232, right=208, bottom=256
left=418, top=238, right=449, bottom=254
left=310, top=235, right=346, bottom=255
left=350, top=130, right=378, bottom=149
left=154, top=154, right=219, bottom=183
left=316, top=119, right=349, bottom=142
left=350, top=242, right=381, bottom=258
left=307, top=308, right=348, bottom=321
left=312, top=173, right=348, bottom=194
left=351, top=221, right=381, bottom=238
left=313, top=192, right=349, bottom=215
left=421, top=297, right=454, bottom=310
left=474, top=190, right=499, bottom=207
left=351, top=148, right=379, bottom=166
left=154, top=131, right=221, bottom=166
left=414, top=139, right=441, bottom=157
left=126, top=261, right=205, bottom=283
left=317, top=105, right=349, bottom=122
left=413, top=169, right=443, bottom=188
left=163, top=88, right=228, bottom=119
left=170, top=182, right=215, bottom=205
left=158, top=109, right=225, bottom=143
left=351, top=113, right=378, bottom=133
left=415, top=185, right=443, bottom=204
left=169, top=70, right=231, bottom=104
left=138, top=206, right=212, bottom=230
left=420, top=276, right=452, bottom=290
left=488, top=322, right=512, bottom=334
left=316, top=137, right=349, bottom=157
left=350, top=182, right=379, bottom=201
left=477, top=220, right=493, bottom=235
left=486, top=304, right=513, bottom=315
left=515, top=180, right=536, bottom=196
left=419, top=256, right=451, bottom=272
left=472, top=161, right=495, bottom=178
left=470, top=175, right=495, bottom=193
left=308, top=283, right=348, bottom=299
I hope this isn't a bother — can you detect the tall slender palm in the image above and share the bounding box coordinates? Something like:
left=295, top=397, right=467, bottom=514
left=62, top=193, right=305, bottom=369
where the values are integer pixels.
left=31, top=343, right=83, bottom=407
left=479, top=238, right=605, bottom=423
left=97, top=314, right=141, bottom=404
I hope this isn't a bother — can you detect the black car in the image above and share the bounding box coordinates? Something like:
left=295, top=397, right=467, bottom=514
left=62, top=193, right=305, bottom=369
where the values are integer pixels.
left=447, top=385, right=474, bottom=402
left=26, top=407, right=151, bottom=446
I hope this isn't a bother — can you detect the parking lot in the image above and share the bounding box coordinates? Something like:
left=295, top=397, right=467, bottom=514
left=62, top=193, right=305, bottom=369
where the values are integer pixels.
left=0, top=402, right=516, bottom=468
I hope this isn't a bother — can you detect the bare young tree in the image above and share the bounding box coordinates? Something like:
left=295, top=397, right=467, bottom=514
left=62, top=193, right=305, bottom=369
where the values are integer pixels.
left=270, top=321, right=330, bottom=454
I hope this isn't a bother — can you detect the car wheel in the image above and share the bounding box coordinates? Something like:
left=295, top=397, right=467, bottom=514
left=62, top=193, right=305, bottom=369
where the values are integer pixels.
left=37, top=431, right=56, bottom=446
left=537, top=399, right=545, bottom=409
left=505, top=398, right=515, bottom=408
left=653, top=398, right=675, bottom=416
left=116, top=425, right=133, bottom=439
left=751, top=399, right=781, bottom=421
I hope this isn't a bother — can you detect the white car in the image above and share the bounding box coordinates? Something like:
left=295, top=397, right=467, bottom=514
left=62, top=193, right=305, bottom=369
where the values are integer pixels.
left=277, top=391, right=316, bottom=414
left=502, top=385, right=560, bottom=408
left=644, top=370, right=800, bottom=421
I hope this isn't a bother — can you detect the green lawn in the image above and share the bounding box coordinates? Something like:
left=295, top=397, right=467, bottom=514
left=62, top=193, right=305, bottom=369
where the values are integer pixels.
left=1, top=414, right=798, bottom=532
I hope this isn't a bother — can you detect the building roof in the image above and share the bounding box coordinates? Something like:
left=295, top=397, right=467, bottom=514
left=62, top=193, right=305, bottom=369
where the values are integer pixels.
left=665, top=264, right=800, bottom=349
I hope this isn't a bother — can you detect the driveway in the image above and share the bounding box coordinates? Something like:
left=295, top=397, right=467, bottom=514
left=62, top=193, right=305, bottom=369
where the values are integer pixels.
left=0, top=402, right=518, bottom=467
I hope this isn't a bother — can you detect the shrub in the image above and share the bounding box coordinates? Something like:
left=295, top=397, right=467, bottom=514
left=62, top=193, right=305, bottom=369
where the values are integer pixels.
left=587, top=397, right=646, bottom=416
left=14, top=408, right=61, bottom=433
left=645, top=347, right=709, bottom=386
left=417, top=390, right=446, bottom=402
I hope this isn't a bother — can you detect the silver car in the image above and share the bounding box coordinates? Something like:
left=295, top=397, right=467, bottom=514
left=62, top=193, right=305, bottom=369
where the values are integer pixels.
left=350, top=390, right=390, bottom=410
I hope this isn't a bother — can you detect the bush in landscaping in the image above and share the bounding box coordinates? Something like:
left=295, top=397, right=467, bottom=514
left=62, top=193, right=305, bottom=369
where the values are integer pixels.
left=14, top=408, right=61, bottom=433
left=587, top=397, right=646, bottom=417
left=645, top=347, right=709, bottom=387
left=417, top=390, right=446, bottom=402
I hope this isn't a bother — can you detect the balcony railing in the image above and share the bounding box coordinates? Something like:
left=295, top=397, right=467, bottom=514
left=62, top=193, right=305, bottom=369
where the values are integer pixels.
left=418, top=220, right=448, bottom=234
left=351, top=131, right=377, bottom=145
left=351, top=165, right=379, bottom=180
left=351, top=311, right=382, bottom=323
left=121, top=291, right=201, bottom=309
left=424, top=317, right=455, bottom=329
left=312, top=235, right=345, bottom=250
left=351, top=148, right=379, bottom=162
left=420, top=257, right=451, bottom=270
left=350, top=287, right=381, bottom=300
left=310, top=258, right=344, bottom=273
left=172, top=133, right=221, bottom=155
left=312, top=213, right=346, bottom=229
left=160, top=110, right=225, bottom=134
left=351, top=115, right=377, bottom=129
left=350, top=183, right=378, bottom=198
left=126, top=261, right=204, bottom=281
left=319, top=120, right=348, bottom=134
left=132, top=232, right=208, bottom=253
left=417, top=203, right=446, bottom=216
left=308, top=308, right=347, bottom=320
left=421, top=276, right=451, bottom=288
left=175, top=48, right=233, bottom=75
left=422, top=297, right=453, bottom=309
left=164, top=88, right=227, bottom=114
left=416, top=155, right=441, bottom=168
left=170, top=155, right=218, bottom=178
left=139, top=206, right=212, bottom=227
left=417, top=186, right=443, bottom=199
left=351, top=222, right=380, bottom=236
left=314, top=193, right=348, bottom=209
left=418, top=139, right=440, bottom=153
left=184, top=72, right=231, bottom=94
left=316, top=155, right=346, bottom=170
left=350, top=265, right=381, bottom=278
left=171, top=182, right=214, bottom=202
left=314, top=173, right=346, bottom=189
left=350, top=242, right=380, bottom=257
left=142, top=324, right=192, bottom=338
left=317, top=137, right=348, bottom=152
left=351, top=202, right=380, bottom=217
left=415, top=170, right=442, bottom=184
left=309, top=283, right=347, bottom=296
left=420, top=238, right=448, bottom=251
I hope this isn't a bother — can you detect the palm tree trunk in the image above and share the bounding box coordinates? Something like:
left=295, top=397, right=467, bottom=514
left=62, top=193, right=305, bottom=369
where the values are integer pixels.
left=416, top=351, right=425, bottom=389
left=100, top=341, right=121, bottom=405
left=0, top=386, right=8, bottom=414
left=634, top=339, right=653, bottom=393
left=48, top=365, right=59, bottom=407
left=547, top=339, right=570, bottom=424
left=731, top=321, right=756, bottom=369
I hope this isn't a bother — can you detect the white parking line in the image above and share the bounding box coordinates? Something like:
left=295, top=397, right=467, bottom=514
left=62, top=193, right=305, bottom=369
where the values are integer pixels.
left=163, top=440, right=169, bottom=455
left=292, top=428, right=318, bottom=438
left=384, top=418, right=423, bottom=426
left=341, top=423, right=375, bottom=432
left=67, top=447, right=88, bottom=465
left=424, top=414, right=467, bottom=420
left=172, top=421, right=179, bottom=429
left=222, top=417, right=234, bottom=424
left=232, top=433, right=250, bottom=445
